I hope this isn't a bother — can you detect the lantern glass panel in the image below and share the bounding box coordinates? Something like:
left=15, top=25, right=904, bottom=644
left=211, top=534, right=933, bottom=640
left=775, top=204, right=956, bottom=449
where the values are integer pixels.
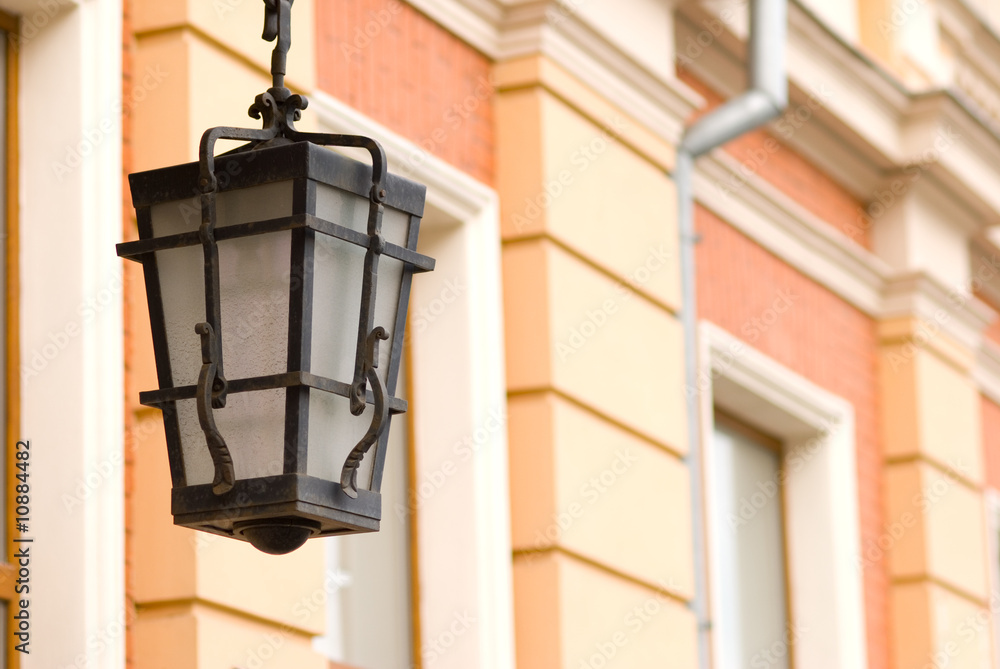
left=306, top=185, right=410, bottom=488
left=150, top=181, right=295, bottom=485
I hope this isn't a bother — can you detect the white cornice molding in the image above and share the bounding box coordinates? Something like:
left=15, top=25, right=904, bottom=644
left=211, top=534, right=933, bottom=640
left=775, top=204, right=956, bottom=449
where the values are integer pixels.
left=405, top=0, right=503, bottom=57
left=975, top=340, right=1000, bottom=406
left=694, top=148, right=1000, bottom=361
left=881, top=272, right=996, bottom=354
left=506, top=11, right=699, bottom=145
left=407, top=0, right=702, bottom=149
left=696, top=145, right=1000, bottom=397
left=682, top=0, right=1000, bottom=225
left=406, top=0, right=1000, bottom=409
left=694, top=149, right=890, bottom=316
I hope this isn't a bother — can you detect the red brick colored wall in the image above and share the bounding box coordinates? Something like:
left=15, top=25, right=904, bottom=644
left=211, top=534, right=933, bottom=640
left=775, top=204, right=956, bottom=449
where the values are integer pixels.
left=696, top=206, right=888, bottom=669
left=679, top=68, right=870, bottom=248
left=316, top=0, right=494, bottom=185
left=976, top=295, right=1000, bottom=348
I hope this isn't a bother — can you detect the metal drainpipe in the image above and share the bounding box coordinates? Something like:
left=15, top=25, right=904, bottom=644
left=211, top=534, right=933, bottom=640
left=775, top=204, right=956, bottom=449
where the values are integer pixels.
left=676, top=0, right=788, bottom=667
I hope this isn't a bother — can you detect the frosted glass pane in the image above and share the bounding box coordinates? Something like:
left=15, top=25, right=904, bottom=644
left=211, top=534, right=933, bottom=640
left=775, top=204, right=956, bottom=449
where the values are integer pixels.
left=711, top=424, right=789, bottom=669
left=312, top=184, right=409, bottom=386
left=176, top=388, right=287, bottom=485
left=310, top=229, right=365, bottom=384
left=149, top=181, right=294, bottom=485
left=150, top=181, right=294, bottom=387
left=307, top=390, right=377, bottom=488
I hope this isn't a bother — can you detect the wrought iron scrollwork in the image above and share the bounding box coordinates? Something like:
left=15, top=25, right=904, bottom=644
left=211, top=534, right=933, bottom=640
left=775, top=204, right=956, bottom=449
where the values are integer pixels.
left=340, top=327, right=390, bottom=498
left=195, top=323, right=235, bottom=495
left=191, top=0, right=396, bottom=497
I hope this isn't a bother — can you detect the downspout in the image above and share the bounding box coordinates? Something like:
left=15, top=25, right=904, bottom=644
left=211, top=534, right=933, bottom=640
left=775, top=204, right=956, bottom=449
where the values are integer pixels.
left=676, top=0, right=788, bottom=667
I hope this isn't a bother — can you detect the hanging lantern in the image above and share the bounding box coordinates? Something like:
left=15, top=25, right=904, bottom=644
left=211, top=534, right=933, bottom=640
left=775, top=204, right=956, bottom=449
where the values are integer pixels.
left=116, top=0, right=433, bottom=554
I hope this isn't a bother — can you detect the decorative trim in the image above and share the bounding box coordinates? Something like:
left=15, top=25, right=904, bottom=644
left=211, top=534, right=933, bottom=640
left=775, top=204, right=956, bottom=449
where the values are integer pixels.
left=15, top=0, right=125, bottom=666
left=974, top=341, right=1000, bottom=406
left=694, top=148, right=890, bottom=315
left=699, top=321, right=868, bottom=669
left=404, top=0, right=501, bottom=58
left=881, top=272, right=995, bottom=362
left=403, top=0, right=701, bottom=151
left=497, top=4, right=701, bottom=149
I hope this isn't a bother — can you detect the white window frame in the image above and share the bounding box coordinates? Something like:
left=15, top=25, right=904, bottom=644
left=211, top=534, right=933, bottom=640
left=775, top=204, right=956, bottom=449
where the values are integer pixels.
left=699, top=321, right=867, bottom=668
left=11, top=0, right=124, bottom=667
left=312, top=90, right=516, bottom=669
left=985, top=488, right=1000, bottom=666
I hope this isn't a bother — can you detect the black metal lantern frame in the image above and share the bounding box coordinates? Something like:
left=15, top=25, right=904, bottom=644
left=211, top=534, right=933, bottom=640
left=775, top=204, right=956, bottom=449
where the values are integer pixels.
left=116, top=0, right=434, bottom=554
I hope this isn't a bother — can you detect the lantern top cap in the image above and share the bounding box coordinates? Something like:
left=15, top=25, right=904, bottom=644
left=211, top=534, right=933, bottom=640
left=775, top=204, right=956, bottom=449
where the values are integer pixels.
left=128, top=141, right=426, bottom=217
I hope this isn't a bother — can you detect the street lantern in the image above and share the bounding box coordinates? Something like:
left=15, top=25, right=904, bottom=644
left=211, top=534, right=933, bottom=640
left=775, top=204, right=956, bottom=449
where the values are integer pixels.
left=116, top=0, right=433, bottom=555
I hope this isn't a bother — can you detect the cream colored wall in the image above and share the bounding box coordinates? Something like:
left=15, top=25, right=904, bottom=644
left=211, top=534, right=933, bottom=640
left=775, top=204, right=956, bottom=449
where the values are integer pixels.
left=496, top=55, right=694, bottom=668
left=129, top=1, right=326, bottom=667
left=879, top=320, right=993, bottom=668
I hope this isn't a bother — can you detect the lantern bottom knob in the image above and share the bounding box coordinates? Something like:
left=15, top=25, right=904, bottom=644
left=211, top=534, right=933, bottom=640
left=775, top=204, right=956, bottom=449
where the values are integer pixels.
left=234, top=518, right=320, bottom=555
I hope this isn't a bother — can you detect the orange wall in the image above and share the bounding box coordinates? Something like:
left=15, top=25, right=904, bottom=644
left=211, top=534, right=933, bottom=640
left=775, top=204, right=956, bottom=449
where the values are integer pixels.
left=696, top=205, right=887, bottom=669
left=983, top=396, right=1000, bottom=491
left=316, top=0, right=494, bottom=185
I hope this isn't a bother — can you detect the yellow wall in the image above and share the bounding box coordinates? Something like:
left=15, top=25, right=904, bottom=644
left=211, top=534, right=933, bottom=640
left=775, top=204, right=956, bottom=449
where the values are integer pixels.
left=496, top=55, right=695, bottom=669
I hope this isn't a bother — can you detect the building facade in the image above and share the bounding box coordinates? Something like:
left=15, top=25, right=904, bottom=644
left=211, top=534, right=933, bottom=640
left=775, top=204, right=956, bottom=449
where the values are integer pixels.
left=9, top=0, right=1000, bottom=668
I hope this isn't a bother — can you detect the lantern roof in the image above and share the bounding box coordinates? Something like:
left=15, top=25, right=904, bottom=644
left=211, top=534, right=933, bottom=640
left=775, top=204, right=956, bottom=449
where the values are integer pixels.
left=129, top=140, right=426, bottom=217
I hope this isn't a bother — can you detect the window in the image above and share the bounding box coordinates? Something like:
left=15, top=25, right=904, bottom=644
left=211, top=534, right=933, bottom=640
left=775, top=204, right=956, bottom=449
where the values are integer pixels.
left=699, top=322, right=867, bottom=667
left=709, top=415, right=791, bottom=668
